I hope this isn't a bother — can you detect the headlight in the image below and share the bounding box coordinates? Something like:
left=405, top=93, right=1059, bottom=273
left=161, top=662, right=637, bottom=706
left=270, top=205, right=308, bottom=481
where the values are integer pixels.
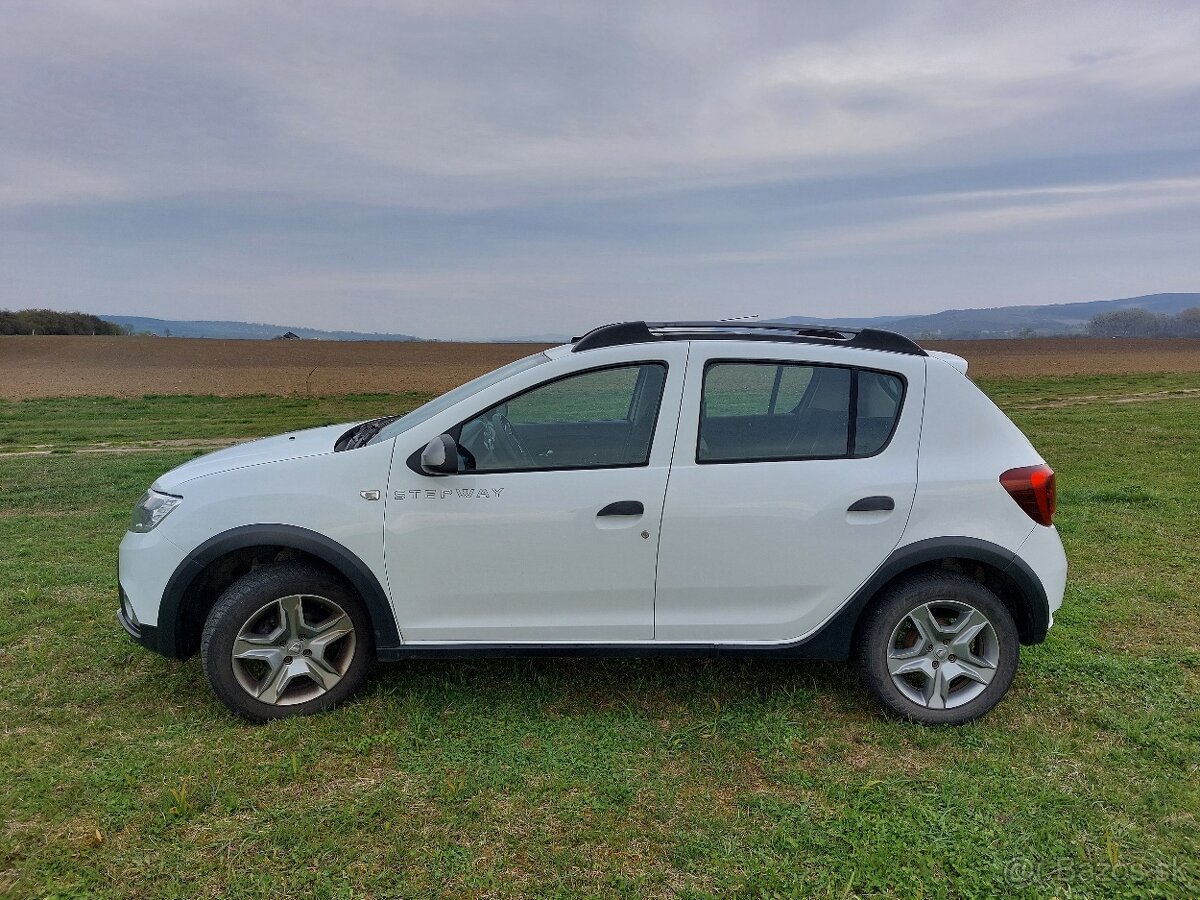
left=129, top=489, right=182, bottom=533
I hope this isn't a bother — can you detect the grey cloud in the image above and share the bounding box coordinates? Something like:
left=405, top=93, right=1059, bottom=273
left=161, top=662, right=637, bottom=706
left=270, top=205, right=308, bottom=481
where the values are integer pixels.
left=1, top=0, right=1198, bottom=337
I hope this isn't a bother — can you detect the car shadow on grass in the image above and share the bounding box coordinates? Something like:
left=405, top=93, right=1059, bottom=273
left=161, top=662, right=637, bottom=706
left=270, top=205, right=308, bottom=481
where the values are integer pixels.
left=361, top=655, right=871, bottom=720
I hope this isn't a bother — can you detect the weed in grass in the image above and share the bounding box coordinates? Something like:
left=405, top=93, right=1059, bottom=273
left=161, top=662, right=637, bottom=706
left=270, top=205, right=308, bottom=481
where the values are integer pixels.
left=165, top=781, right=196, bottom=819
left=14, top=582, right=44, bottom=603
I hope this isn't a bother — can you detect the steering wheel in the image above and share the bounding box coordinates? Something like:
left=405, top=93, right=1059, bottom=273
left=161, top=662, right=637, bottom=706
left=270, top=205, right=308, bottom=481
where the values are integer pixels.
left=496, top=414, right=534, bottom=467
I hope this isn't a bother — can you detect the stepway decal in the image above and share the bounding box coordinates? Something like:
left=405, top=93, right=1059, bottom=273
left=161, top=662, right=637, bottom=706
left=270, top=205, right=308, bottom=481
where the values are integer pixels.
left=393, top=488, right=505, bottom=500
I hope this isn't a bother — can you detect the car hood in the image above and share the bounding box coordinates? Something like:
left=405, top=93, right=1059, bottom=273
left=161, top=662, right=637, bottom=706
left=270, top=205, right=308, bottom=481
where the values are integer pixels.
left=153, top=422, right=360, bottom=492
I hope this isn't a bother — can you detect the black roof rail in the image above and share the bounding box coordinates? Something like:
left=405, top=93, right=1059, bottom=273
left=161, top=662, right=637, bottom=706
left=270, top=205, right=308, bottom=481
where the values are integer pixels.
left=571, top=321, right=926, bottom=356
left=572, top=321, right=656, bottom=352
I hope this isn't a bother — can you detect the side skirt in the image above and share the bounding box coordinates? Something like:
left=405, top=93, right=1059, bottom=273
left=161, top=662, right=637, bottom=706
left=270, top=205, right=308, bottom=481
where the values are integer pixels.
left=376, top=642, right=841, bottom=661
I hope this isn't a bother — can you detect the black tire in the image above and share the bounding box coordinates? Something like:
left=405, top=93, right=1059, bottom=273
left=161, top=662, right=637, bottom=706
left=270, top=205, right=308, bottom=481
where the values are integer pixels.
left=201, top=562, right=374, bottom=722
left=855, top=571, right=1019, bottom=725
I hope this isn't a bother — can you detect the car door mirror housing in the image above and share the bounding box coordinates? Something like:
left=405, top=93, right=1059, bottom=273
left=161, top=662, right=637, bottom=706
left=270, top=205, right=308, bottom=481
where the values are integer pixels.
left=420, top=434, right=460, bottom=475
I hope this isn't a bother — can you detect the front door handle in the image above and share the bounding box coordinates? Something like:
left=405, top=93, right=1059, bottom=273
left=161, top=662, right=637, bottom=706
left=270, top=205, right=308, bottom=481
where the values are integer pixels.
left=849, top=496, right=897, bottom=511
left=848, top=496, right=895, bottom=512
left=597, top=500, right=644, bottom=517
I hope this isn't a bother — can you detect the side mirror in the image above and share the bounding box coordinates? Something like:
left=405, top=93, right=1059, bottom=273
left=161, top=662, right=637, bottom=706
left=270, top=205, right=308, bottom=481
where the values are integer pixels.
left=420, top=434, right=460, bottom=475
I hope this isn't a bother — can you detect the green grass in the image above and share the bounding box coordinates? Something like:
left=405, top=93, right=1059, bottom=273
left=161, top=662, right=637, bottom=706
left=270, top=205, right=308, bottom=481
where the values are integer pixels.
left=0, top=393, right=430, bottom=452
left=1, top=376, right=1198, bottom=897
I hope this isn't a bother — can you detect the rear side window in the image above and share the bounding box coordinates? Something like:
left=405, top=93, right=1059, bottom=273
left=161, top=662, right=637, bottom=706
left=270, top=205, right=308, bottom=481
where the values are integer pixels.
left=701, top=363, right=814, bottom=417
left=698, top=362, right=903, bottom=463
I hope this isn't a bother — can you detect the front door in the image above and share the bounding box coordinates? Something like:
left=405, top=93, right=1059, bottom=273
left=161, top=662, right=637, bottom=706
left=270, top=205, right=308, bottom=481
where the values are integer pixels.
left=385, top=347, right=688, bottom=642
left=654, top=345, right=926, bottom=642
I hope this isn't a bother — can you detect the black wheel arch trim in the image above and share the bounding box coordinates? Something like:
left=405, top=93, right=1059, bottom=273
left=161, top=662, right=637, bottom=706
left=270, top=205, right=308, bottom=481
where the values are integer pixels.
left=777, top=535, right=1050, bottom=660
left=375, top=536, right=1049, bottom=662
left=156, top=524, right=400, bottom=659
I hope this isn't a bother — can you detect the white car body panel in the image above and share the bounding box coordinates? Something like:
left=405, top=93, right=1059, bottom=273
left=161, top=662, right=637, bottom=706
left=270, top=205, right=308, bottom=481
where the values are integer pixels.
left=926, top=349, right=969, bottom=374
left=119, top=527, right=190, bottom=628
left=902, top=358, right=1043, bottom=551
left=384, top=342, right=690, bottom=642
left=121, top=438, right=394, bottom=629
left=1012, top=523, right=1069, bottom=625
left=655, top=342, right=927, bottom=642
left=153, top=424, right=356, bottom=490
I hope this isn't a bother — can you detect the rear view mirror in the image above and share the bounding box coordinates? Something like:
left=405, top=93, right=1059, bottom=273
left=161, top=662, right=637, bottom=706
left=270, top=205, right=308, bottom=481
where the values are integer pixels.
left=420, top=434, right=460, bottom=475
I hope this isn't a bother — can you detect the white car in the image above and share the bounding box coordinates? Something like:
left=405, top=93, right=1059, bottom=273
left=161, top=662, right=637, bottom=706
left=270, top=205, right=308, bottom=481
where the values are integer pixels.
left=119, top=321, right=1066, bottom=724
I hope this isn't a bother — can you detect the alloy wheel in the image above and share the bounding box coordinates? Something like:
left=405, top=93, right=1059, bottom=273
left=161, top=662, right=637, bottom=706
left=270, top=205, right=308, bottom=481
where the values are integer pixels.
left=886, top=600, right=1000, bottom=710
left=230, top=594, right=357, bottom=706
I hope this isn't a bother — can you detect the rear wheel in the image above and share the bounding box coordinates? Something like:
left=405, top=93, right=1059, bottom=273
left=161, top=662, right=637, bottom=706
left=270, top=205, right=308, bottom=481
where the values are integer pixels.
left=856, top=571, right=1019, bottom=725
left=201, top=562, right=373, bottom=722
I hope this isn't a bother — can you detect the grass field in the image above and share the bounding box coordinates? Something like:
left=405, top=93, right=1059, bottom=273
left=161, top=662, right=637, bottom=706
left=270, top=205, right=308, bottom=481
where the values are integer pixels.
left=1, top=373, right=1198, bottom=897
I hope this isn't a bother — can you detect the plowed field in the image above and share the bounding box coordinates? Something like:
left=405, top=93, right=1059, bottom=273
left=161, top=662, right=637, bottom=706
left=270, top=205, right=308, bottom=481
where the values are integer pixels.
left=0, top=336, right=548, bottom=400
left=2, top=335, right=1198, bottom=399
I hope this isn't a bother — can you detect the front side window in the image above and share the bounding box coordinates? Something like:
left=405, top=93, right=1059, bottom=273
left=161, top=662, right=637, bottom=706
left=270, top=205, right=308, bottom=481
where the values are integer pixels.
left=458, top=363, right=667, bottom=472
left=369, top=352, right=550, bottom=445
left=698, top=361, right=903, bottom=463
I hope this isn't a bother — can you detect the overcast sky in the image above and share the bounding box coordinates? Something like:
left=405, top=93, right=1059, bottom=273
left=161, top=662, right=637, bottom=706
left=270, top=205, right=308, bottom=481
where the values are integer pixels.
left=3, top=1, right=1199, bottom=339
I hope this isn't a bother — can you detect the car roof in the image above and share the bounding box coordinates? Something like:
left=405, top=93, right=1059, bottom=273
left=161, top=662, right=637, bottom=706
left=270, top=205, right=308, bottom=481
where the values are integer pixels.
left=566, top=321, right=926, bottom=357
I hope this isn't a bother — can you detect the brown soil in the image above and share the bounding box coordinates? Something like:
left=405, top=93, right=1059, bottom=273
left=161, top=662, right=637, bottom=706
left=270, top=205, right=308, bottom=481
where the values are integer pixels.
left=2, top=335, right=1198, bottom=400
left=923, top=338, right=1200, bottom=378
left=0, top=336, right=550, bottom=400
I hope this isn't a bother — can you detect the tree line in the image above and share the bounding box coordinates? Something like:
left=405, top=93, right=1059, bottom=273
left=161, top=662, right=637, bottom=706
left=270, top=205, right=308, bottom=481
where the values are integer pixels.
left=0, top=309, right=125, bottom=336
left=1088, top=307, right=1200, bottom=338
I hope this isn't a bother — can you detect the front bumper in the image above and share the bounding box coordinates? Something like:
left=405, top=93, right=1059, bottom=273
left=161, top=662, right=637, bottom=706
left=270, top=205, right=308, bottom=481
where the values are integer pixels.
left=118, top=582, right=162, bottom=654
left=118, top=526, right=190, bottom=657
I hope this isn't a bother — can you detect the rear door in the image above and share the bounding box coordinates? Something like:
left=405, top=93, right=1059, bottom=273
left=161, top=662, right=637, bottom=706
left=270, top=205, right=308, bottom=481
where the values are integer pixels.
left=654, top=342, right=926, bottom=642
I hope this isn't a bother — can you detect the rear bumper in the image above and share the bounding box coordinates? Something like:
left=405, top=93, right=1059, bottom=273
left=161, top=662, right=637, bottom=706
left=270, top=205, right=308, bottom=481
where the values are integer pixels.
left=1013, top=525, right=1068, bottom=633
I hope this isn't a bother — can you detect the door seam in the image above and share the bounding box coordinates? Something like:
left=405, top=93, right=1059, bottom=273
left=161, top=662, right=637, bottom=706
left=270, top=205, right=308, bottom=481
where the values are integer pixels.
left=651, top=342, right=691, bottom=640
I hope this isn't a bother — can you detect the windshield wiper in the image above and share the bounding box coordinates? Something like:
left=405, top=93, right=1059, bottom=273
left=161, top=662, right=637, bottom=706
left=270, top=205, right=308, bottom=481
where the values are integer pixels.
left=336, top=416, right=400, bottom=451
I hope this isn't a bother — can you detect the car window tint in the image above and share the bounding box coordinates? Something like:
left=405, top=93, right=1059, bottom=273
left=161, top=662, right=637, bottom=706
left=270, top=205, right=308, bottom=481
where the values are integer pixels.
left=702, top=364, right=778, bottom=416
left=507, top=366, right=639, bottom=423
left=773, top=364, right=814, bottom=412
left=699, top=362, right=888, bottom=463
left=855, top=370, right=904, bottom=455
left=460, top=364, right=667, bottom=472
left=701, top=363, right=816, bottom=418
left=368, top=352, right=549, bottom=445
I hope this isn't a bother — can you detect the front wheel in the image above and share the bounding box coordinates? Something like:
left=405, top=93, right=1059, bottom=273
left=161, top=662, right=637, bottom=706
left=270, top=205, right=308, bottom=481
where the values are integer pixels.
left=856, top=571, right=1019, bottom=725
left=201, top=562, right=373, bottom=722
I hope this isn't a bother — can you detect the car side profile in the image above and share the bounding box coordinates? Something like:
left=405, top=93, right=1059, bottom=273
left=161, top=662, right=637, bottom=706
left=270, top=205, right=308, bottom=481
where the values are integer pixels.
left=119, top=321, right=1066, bottom=724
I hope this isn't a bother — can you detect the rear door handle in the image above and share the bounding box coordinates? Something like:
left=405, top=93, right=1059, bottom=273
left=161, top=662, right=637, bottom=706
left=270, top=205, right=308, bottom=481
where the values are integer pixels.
left=848, top=496, right=895, bottom=512
left=597, top=500, right=644, bottom=517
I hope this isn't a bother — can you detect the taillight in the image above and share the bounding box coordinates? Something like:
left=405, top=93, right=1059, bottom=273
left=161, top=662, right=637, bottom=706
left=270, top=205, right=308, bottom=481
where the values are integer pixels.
left=1000, top=465, right=1056, bottom=526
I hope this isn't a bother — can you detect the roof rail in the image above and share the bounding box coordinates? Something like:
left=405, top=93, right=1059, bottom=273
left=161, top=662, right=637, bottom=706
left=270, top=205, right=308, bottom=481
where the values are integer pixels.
left=571, top=320, right=926, bottom=356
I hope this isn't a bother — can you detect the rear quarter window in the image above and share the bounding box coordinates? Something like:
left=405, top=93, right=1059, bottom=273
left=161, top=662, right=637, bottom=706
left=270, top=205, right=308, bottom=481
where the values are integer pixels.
left=855, top=370, right=905, bottom=456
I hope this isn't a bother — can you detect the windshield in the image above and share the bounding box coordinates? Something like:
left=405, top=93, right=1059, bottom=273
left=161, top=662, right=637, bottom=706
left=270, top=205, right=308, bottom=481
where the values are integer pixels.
left=367, top=352, right=551, bottom=445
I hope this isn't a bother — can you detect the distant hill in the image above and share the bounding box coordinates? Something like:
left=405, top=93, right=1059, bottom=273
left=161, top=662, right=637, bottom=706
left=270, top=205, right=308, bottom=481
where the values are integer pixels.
left=495, top=332, right=573, bottom=343
left=96, top=292, right=1200, bottom=342
left=774, top=293, right=1200, bottom=339
left=101, top=315, right=419, bottom=342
